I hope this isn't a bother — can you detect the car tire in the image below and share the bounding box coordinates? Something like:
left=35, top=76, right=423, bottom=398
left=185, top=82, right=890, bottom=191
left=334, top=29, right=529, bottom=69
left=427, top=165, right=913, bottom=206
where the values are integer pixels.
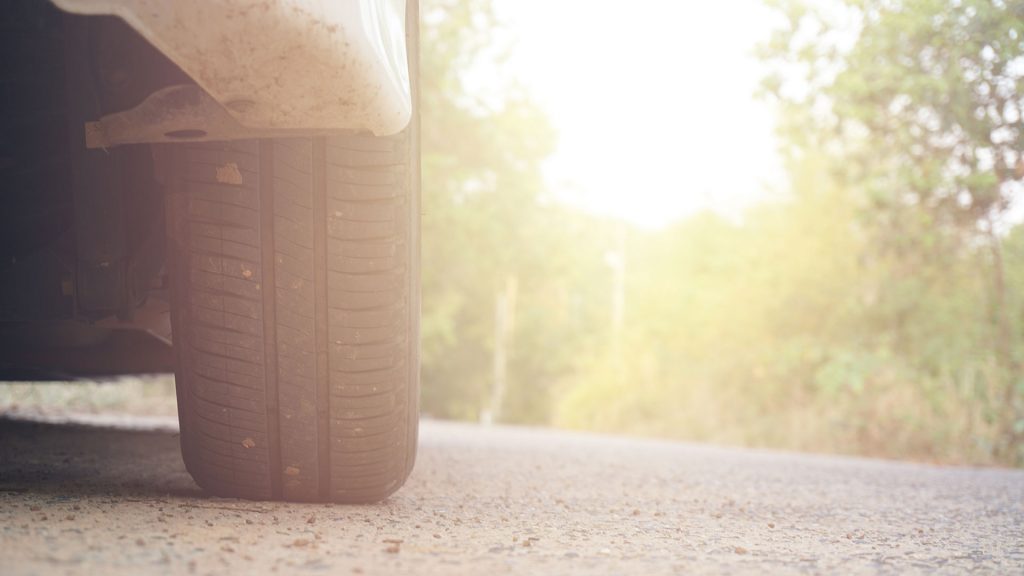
left=162, top=0, right=419, bottom=501
left=164, top=121, right=420, bottom=503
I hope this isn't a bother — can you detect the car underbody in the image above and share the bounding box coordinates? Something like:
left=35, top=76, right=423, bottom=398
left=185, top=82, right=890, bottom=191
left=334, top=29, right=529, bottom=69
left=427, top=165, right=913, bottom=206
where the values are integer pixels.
left=1, top=0, right=421, bottom=502
left=0, top=0, right=412, bottom=379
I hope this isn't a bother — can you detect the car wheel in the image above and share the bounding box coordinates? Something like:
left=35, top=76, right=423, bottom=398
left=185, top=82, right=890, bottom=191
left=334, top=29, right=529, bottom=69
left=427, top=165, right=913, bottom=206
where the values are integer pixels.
left=164, top=122, right=420, bottom=503
left=162, top=0, right=420, bottom=500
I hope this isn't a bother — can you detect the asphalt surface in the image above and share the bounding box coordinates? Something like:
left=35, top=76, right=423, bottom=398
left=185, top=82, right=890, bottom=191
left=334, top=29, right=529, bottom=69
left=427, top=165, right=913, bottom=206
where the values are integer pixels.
left=0, top=415, right=1021, bottom=575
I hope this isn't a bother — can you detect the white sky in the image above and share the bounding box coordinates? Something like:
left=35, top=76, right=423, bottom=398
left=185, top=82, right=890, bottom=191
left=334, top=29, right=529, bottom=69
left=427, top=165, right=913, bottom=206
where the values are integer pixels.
left=489, top=0, right=785, bottom=228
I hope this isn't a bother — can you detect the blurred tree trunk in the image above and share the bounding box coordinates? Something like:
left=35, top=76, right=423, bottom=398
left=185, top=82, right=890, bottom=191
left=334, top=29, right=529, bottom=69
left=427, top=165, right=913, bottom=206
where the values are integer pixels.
left=484, top=276, right=517, bottom=424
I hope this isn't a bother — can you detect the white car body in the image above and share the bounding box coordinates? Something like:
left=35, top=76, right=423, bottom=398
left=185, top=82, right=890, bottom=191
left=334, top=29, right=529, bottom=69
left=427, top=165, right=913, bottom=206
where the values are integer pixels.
left=52, top=0, right=411, bottom=146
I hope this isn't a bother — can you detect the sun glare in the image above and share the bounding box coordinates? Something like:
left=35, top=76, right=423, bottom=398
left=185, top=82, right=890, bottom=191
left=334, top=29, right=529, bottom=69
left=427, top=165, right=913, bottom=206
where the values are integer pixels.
left=495, top=0, right=784, bottom=228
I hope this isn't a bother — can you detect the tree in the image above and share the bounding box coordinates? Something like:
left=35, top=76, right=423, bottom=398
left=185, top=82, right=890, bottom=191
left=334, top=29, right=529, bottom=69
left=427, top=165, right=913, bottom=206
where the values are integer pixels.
left=419, top=0, right=561, bottom=422
left=758, top=0, right=1024, bottom=461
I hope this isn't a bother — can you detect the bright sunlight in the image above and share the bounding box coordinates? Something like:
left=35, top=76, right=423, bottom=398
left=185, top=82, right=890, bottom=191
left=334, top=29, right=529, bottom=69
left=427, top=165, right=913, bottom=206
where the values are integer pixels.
left=496, top=0, right=784, bottom=227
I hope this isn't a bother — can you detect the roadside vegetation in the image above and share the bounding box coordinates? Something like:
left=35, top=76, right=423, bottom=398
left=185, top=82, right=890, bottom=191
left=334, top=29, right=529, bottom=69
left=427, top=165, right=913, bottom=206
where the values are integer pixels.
left=418, top=0, right=1024, bottom=466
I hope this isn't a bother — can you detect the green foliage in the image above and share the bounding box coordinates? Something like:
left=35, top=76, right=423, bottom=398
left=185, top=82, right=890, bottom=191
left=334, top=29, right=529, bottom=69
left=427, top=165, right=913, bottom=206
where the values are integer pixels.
left=419, top=0, right=577, bottom=422
left=755, top=0, right=1024, bottom=463
left=419, top=0, right=1024, bottom=465
left=553, top=154, right=1018, bottom=464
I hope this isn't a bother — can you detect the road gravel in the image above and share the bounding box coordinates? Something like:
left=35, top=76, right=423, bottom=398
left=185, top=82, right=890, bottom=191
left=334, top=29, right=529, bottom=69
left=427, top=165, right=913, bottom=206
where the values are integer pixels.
left=0, top=415, right=1021, bottom=575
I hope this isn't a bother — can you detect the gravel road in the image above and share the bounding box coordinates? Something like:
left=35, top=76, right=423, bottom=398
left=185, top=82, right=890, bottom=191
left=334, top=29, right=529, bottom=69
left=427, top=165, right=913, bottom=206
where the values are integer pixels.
left=0, top=414, right=1021, bottom=575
